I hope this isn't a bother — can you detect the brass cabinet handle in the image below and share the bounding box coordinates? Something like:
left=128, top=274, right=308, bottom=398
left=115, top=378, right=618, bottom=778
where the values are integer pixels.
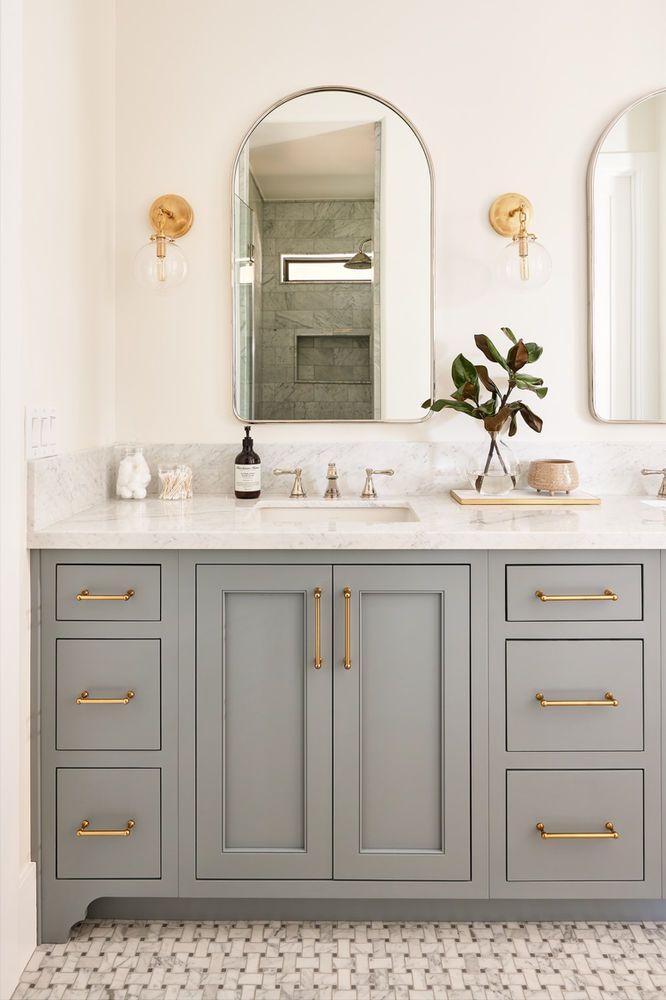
left=536, top=691, right=619, bottom=708
left=343, top=587, right=352, bottom=670
left=76, top=690, right=135, bottom=705
left=535, top=589, right=618, bottom=602
left=76, top=819, right=135, bottom=837
left=76, top=589, right=135, bottom=602
left=536, top=821, right=619, bottom=840
left=313, top=588, right=322, bottom=669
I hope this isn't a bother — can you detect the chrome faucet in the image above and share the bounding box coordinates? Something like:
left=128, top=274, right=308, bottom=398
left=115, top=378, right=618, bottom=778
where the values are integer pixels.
left=641, top=468, right=666, bottom=497
left=324, top=463, right=341, bottom=499
left=273, top=467, right=306, bottom=498
left=361, top=468, right=394, bottom=499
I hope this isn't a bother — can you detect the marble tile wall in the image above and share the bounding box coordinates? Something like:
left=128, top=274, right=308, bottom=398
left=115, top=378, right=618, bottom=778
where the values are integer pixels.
left=258, top=199, right=375, bottom=420
left=27, top=440, right=666, bottom=528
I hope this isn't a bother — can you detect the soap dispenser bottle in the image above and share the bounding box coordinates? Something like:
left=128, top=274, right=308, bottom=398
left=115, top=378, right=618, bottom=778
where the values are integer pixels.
left=234, top=425, right=261, bottom=499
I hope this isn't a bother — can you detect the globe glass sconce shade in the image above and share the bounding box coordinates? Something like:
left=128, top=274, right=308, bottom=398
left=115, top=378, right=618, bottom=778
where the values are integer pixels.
left=135, top=194, right=194, bottom=290
left=489, top=193, right=551, bottom=290
left=134, top=238, right=188, bottom=289
left=497, top=237, right=552, bottom=289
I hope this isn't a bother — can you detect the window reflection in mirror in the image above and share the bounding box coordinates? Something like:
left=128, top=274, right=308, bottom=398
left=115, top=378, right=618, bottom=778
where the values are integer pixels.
left=232, top=88, right=433, bottom=422
left=590, top=90, right=666, bottom=422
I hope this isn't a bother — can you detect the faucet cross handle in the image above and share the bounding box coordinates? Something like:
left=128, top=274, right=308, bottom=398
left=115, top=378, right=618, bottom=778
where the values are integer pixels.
left=273, top=467, right=306, bottom=498
left=641, top=468, right=666, bottom=498
left=361, top=468, right=395, bottom=499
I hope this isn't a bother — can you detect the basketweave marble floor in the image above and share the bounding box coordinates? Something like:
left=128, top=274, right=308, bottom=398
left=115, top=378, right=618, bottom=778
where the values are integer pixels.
left=11, top=920, right=666, bottom=1000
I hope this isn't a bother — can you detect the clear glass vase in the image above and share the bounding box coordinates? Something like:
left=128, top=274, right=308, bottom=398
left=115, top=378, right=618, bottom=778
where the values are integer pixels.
left=467, top=430, right=519, bottom=496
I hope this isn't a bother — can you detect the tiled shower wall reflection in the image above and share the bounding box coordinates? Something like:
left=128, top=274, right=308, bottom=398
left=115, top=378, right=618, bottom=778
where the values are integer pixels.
left=257, top=199, right=375, bottom=420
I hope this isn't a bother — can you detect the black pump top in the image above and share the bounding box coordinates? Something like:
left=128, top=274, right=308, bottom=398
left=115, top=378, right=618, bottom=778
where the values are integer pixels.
left=242, top=426, right=253, bottom=450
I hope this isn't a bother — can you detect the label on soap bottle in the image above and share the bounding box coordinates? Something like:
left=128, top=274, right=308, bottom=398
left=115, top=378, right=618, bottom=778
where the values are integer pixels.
left=235, top=464, right=261, bottom=492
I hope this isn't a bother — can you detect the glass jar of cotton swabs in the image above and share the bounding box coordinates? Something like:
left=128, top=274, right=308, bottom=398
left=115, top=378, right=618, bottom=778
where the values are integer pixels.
left=158, top=464, right=193, bottom=501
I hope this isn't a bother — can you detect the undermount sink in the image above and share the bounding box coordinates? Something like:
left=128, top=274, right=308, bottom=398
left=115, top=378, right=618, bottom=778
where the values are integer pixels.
left=256, top=502, right=419, bottom=526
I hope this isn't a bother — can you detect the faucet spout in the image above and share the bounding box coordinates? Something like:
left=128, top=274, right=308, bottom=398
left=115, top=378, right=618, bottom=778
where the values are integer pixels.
left=324, top=463, right=341, bottom=499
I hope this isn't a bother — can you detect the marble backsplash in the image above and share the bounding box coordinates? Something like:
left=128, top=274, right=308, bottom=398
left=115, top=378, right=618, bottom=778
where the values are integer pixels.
left=28, top=440, right=666, bottom=530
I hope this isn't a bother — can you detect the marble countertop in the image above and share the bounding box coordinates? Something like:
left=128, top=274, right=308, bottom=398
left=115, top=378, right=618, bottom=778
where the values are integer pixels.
left=27, top=493, right=666, bottom=549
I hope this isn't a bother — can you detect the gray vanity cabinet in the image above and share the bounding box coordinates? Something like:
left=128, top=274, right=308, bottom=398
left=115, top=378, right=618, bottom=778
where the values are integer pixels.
left=195, top=565, right=333, bottom=879
left=333, top=565, right=471, bottom=880
left=35, top=547, right=666, bottom=941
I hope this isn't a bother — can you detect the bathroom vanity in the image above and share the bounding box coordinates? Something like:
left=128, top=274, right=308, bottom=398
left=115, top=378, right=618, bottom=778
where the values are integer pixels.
left=29, top=495, right=666, bottom=941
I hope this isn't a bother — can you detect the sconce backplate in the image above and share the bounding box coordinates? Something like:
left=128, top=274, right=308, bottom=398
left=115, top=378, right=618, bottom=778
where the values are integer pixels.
left=489, top=193, right=533, bottom=237
left=149, top=194, right=194, bottom=238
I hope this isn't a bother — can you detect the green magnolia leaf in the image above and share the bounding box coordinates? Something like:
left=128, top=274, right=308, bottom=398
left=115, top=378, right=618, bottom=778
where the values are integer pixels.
left=507, top=340, right=529, bottom=372
left=474, top=334, right=509, bottom=372
left=425, top=398, right=480, bottom=416
left=451, top=353, right=479, bottom=390
left=513, top=375, right=549, bottom=399
left=524, top=342, right=543, bottom=364
left=478, top=398, right=497, bottom=415
left=513, top=373, right=544, bottom=386
left=501, top=326, right=518, bottom=344
left=439, top=399, right=482, bottom=417
left=422, top=399, right=433, bottom=409
left=475, top=365, right=501, bottom=395
left=517, top=401, right=543, bottom=433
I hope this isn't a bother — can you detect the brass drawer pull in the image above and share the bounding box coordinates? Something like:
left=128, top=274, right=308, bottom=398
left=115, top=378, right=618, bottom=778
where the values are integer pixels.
left=76, top=819, right=135, bottom=837
left=536, top=821, right=619, bottom=840
left=343, top=587, right=352, bottom=670
left=76, top=690, right=135, bottom=706
left=536, top=691, right=619, bottom=708
left=535, top=589, right=618, bottom=603
left=76, top=589, right=135, bottom=602
left=314, top=588, right=322, bottom=669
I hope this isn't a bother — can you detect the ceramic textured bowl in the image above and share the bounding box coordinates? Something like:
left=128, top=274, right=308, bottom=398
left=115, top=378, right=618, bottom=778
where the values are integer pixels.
left=527, top=459, right=579, bottom=496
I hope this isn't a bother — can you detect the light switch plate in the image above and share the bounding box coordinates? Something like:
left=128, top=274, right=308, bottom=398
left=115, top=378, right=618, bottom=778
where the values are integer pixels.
left=26, top=407, right=57, bottom=459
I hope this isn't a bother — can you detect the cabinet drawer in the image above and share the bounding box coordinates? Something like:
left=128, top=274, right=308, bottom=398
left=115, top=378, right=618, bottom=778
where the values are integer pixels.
left=56, top=768, right=161, bottom=879
left=506, top=640, right=643, bottom=752
left=505, top=564, right=643, bottom=622
left=56, top=564, right=161, bottom=622
left=56, top=639, right=161, bottom=751
left=506, top=769, right=644, bottom=882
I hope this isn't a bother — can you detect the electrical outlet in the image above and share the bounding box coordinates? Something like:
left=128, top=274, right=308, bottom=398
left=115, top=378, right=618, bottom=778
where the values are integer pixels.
left=26, top=407, right=57, bottom=459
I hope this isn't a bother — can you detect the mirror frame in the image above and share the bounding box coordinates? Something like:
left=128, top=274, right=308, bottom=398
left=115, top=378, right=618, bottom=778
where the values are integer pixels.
left=588, top=87, right=666, bottom=423
left=231, top=85, right=436, bottom=423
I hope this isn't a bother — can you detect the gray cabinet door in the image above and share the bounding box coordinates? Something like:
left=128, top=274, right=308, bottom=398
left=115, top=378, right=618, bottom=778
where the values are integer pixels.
left=333, top=565, right=471, bottom=880
left=196, top=564, right=333, bottom=879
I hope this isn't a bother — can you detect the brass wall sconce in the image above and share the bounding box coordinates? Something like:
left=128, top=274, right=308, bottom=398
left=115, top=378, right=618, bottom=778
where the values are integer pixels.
left=489, top=192, right=551, bottom=289
left=134, top=194, right=194, bottom=289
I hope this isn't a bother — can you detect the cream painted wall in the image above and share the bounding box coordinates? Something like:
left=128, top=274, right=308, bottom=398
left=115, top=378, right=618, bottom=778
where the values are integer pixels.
left=3, top=1, right=115, bottom=978
left=23, top=0, right=116, bottom=452
left=115, top=0, right=666, bottom=444
left=1, top=3, right=34, bottom=990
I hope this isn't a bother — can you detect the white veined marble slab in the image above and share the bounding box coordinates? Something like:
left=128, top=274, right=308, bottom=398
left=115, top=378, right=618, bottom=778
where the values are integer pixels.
left=27, top=493, right=666, bottom=550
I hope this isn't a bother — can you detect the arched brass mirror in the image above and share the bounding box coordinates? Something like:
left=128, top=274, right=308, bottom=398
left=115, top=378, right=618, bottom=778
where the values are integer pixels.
left=589, top=89, right=666, bottom=422
left=232, top=87, right=434, bottom=422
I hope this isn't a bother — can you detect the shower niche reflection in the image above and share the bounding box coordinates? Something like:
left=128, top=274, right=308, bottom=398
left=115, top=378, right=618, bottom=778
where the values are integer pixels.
left=232, top=87, right=433, bottom=422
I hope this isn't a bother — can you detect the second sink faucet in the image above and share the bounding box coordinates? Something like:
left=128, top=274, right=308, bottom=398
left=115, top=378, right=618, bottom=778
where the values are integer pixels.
left=324, top=463, right=341, bottom=499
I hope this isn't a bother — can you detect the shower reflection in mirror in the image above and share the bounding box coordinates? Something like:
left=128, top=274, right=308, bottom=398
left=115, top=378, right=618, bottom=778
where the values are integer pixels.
left=232, top=88, right=433, bottom=423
